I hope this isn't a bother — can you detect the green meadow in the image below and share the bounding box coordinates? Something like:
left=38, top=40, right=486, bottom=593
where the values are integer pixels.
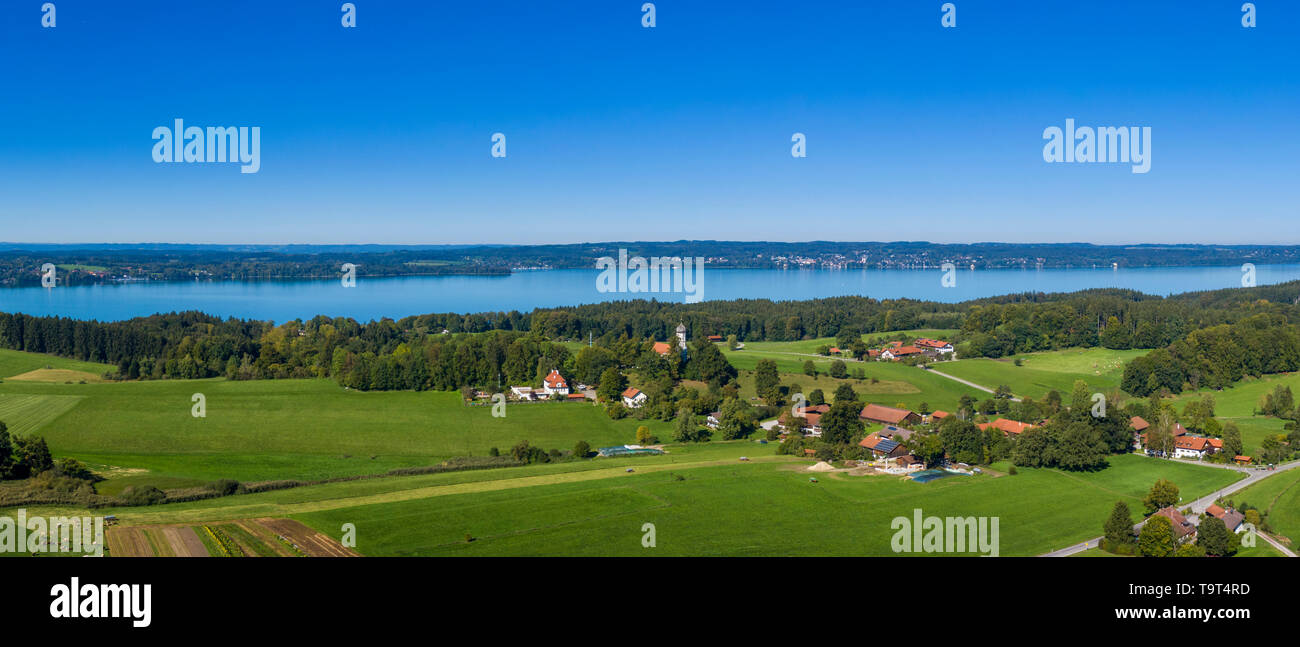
left=284, top=453, right=1240, bottom=557
left=725, top=341, right=986, bottom=411
left=1234, top=467, right=1300, bottom=549
left=0, top=348, right=114, bottom=379
left=0, top=376, right=673, bottom=484
left=936, top=348, right=1147, bottom=401
left=1169, top=371, right=1300, bottom=457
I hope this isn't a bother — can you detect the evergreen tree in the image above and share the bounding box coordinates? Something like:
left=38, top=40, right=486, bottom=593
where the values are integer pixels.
left=1103, top=500, right=1135, bottom=547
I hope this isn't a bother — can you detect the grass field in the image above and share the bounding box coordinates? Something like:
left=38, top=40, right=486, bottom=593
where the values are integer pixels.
left=937, top=348, right=1147, bottom=400
left=0, top=393, right=86, bottom=435
left=281, top=453, right=1240, bottom=556
left=0, top=349, right=114, bottom=380
left=12, top=448, right=1239, bottom=557
left=1168, top=372, right=1300, bottom=457
left=1233, top=467, right=1300, bottom=548
left=724, top=341, right=985, bottom=412
left=0, top=377, right=675, bottom=484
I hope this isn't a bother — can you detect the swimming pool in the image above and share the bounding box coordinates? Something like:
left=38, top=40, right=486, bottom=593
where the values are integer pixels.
left=910, top=469, right=968, bottom=483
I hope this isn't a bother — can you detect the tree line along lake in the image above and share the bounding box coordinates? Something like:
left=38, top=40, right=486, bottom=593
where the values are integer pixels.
left=2, top=264, right=1299, bottom=324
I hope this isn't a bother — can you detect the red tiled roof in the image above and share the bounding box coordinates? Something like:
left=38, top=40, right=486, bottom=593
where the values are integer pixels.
left=979, top=418, right=1035, bottom=435
left=1207, top=438, right=1223, bottom=449
left=1235, top=455, right=1252, bottom=463
left=890, top=346, right=923, bottom=356
left=1206, top=504, right=1226, bottom=518
left=652, top=342, right=672, bottom=354
left=914, top=338, right=951, bottom=349
left=1129, top=416, right=1150, bottom=432
left=797, top=404, right=830, bottom=415
left=1155, top=506, right=1195, bottom=538
left=801, top=412, right=822, bottom=428
left=543, top=369, right=567, bottom=388
left=621, top=387, right=642, bottom=398
left=930, top=410, right=951, bottom=419
left=1175, top=436, right=1209, bottom=451
left=859, top=433, right=886, bottom=449
left=859, top=404, right=917, bottom=424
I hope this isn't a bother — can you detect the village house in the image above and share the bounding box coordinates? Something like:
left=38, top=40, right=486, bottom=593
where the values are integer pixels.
left=927, top=410, right=951, bottom=424
left=1154, top=506, right=1197, bottom=544
left=859, top=404, right=922, bottom=427
left=622, top=387, right=648, bottom=408
left=859, top=433, right=909, bottom=459
left=1204, top=504, right=1247, bottom=533
left=880, top=346, right=923, bottom=361
left=1137, top=421, right=1189, bottom=453
left=978, top=418, right=1035, bottom=436
left=1234, top=455, right=1252, bottom=466
left=706, top=411, right=721, bottom=429
left=1173, top=435, right=1213, bottom=460
left=799, top=412, right=823, bottom=437
left=706, top=335, right=724, bottom=342
left=794, top=404, right=829, bottom=436
left=914, top=338, right=954, bottom=355
left=542, top=369, right=569, bottom=396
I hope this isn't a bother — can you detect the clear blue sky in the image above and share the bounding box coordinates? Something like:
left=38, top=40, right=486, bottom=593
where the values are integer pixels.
left=0, top=0, right=1295, bottom=245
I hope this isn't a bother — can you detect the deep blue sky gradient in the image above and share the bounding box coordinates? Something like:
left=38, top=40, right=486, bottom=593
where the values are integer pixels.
left=0, top=0, right=1295, bottom=244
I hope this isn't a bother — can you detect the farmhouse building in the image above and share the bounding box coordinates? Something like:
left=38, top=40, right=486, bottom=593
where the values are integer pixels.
left=978, top=418, right=1035, bottom=436
left=914, top=338, right=954, bottom=354
left=1154, top=506, right=1197, bottom=543
left=859, top=404, right=921, bottom=426
left=1204, top=504, right=1246, bottom=533
left=881, top=346, right=923, bottom=361
left=859, top=433, right=908, bottom=459
left=1173, top=435, right=1213, bottom=460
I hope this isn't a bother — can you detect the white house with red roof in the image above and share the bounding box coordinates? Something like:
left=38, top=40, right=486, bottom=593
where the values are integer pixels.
left=542, top=369, right=570, bottom=396
left=914, top=338, right=954, bottom=354
left=622, top=387, right=647, bottom=408
left=881, top=346, right=924, bottom=361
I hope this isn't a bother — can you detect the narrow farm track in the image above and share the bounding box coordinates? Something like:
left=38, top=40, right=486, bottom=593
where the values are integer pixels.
left=923, top=368, right=1022, bottom=402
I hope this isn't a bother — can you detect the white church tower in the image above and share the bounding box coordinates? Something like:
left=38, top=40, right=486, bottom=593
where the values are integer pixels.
left=675, top=323, right=687, bottom=350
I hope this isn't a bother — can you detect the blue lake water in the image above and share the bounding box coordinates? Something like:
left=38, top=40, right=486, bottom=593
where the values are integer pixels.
left=2, top=265, right=1298, bottom=323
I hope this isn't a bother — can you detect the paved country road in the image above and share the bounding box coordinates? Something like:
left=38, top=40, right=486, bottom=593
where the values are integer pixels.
left=1041, top=457, right=1300, bottom=557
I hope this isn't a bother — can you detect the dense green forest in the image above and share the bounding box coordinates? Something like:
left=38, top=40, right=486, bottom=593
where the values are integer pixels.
left=3, top=281, right=1300, bottom=396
